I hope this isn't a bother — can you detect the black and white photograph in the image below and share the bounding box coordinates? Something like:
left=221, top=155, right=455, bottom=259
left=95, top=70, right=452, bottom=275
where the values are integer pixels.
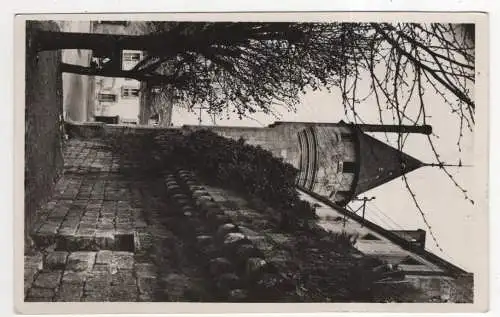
left=15, top=12, right=489, bottom=313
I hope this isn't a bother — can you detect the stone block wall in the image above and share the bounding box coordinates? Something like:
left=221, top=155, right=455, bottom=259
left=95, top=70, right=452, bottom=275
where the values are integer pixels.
left=405, top=274, right=473, bottom=303
left=183, top=122, right=352, bottom=169
left=184, top=123, right=356, bottom=204
left=25, top=21, right=65, bottom=248
left=64, top=122, right=172, bottom=140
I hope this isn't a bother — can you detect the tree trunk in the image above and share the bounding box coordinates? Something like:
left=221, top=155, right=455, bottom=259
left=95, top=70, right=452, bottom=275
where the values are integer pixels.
left=60, top=62, right=137, bottom=78
left=139, top=82, right=152, bottom=125
left=60, top=63, right=180, bottom=85
left=35, top=31, right=182, bottom=56
left=158, top=85, right=174, bottom=127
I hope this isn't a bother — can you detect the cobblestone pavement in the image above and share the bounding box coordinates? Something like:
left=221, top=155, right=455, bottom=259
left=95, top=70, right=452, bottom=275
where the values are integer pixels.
left=24, top=138, right=211, bottom=302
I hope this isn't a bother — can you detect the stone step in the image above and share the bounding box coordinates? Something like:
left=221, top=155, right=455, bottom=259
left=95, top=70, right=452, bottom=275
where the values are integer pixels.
left=31, top=231, right=137, bottom=252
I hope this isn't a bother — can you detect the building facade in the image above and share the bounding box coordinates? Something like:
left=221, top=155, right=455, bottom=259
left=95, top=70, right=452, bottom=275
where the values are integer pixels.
left=90, top=21, right=174, bottom=126
left=93, top=50, right=143, bottom=124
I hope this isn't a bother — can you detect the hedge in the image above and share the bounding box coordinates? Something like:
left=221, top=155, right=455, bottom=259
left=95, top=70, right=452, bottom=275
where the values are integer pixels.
left=160, top=129, right=317, bottom=224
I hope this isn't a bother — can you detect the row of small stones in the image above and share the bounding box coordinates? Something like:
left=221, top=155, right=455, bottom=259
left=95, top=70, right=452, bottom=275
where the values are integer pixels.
left=163, top=169, right=294, bottom=302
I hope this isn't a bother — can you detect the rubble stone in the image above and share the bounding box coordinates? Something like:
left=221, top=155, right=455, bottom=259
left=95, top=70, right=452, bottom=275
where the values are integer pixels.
left=228, top=289, right=248, bottom=302
left=208, top=257, right=233, bottom=276
left=224, top=232, right=246, bottom=246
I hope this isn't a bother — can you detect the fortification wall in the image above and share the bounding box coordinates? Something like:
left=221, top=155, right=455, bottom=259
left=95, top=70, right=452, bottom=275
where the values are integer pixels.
left=183, top=122, right=353, bottom=169
left=66, top=121, right=357, bottom=203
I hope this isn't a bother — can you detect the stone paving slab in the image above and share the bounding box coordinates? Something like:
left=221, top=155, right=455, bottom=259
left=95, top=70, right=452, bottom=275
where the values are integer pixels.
left=24, top=248, right=161, bottom=302
left=32, top=187, right=144, bottom=252
left=25, top=138, right=225, bottom=302
left=25, top=139, right=161, bottom=302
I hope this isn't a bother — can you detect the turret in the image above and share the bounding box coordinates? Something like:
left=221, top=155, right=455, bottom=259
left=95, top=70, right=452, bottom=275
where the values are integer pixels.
left=296, top=121, right=425, bottom=205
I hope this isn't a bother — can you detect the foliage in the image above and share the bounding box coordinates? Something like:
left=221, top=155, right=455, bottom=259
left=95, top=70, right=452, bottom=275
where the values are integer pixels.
left=262, top=229, right=429, bottom=303
left=134, top=22, right=373, bottom=120
left=338, top=23, right=475, bottom=251
left=40, top=22, right=372, bottom=119
left=133, top=23, right=473, bottom=131
left=162, top=129, right=317, bottom=222
left=50, top=22, right=474, bottom=126
left=44, top=22, right=474, bottom=145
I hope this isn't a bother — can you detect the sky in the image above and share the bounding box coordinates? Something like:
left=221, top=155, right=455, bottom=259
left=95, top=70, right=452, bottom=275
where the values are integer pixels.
left=171, top=68, right=480, bottom=273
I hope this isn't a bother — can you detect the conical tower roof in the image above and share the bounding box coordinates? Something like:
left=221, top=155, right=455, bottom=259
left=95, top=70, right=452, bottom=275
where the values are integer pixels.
left=353, top=129, right=424, bottom=195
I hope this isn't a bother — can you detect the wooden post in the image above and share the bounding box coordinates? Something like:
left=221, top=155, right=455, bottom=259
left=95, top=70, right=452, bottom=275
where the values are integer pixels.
left=352, top=196, right=375, bottom=227
left=361, top=199, right=366, bottom=226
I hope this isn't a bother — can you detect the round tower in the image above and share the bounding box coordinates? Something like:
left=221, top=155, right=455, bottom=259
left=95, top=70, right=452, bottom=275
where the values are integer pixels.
left=296, top=122, right=424, bottom=205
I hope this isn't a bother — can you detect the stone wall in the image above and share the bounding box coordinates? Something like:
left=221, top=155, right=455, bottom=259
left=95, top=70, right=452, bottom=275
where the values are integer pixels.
left=183, top=123, right=351, bottom=167
left=66, top=121, right=353, bottom=174
left=64, top=121, right=170, bottom=139
left=25, top=21, right=65, bottom=249
left=65, top=121, right=358, bottom=206
left=183, top=123, right=356, bottom=204
left=405, top=274, right=473, bottom=303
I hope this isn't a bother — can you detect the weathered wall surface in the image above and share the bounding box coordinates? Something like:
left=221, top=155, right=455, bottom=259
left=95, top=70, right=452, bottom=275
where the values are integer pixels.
left=65, top=122, right=168, bottom=140
left=184, top=123, right=356, bottom=204
left=404, top=275, right=473, bottom=303
left=304, top=126, right=356, bottom=203
left=184, top=125, right=302, bottom=166
left=25, top=21, right=65, bottom=249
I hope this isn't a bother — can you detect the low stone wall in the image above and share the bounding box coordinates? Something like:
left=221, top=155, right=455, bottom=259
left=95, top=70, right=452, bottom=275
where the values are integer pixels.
left=64, top=121, right=176, bottom=139
left=159, top=168, right=280, bottom=301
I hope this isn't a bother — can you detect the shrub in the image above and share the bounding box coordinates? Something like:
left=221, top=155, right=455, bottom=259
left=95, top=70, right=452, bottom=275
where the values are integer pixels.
left=161, top=129, right=317, bottom=223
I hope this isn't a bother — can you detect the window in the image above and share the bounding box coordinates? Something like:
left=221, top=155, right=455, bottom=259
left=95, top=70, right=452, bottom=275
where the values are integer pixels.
left=342, top=161, right=356, bottom=173
left=121, top=87, right=140, bottom=98
left=98, top=93, right=117, bottom=102
left=123, top=52, right=141, bottom=62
